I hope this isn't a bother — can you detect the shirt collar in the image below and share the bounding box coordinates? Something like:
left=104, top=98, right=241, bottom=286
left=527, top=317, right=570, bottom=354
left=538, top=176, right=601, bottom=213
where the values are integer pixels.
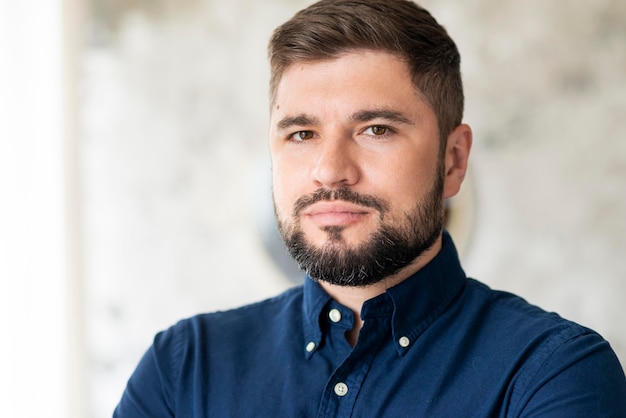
left=301, top=230, right=467, bottom=357
left=302, top=272, right=332, bottom=358
left=383, top=230, right=467, bottom=355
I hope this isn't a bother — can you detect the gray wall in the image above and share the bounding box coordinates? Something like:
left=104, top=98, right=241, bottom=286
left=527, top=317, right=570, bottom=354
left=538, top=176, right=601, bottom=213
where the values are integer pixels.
left=81, top=1, right=626, bottom=416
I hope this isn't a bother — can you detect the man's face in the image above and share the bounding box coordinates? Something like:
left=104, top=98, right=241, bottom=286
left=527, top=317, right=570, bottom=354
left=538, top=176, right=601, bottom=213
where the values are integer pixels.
left=269, top=50, right=446, bottom=286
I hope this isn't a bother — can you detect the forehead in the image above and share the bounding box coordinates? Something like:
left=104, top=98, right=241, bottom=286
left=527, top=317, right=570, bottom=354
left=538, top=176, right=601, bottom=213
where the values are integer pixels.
left=270, top=50, right=427, bottom=119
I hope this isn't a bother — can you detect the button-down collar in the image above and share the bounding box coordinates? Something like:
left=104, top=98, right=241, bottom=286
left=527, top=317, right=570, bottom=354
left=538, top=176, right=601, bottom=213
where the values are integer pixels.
left=302, top=230, right=467, bottom=357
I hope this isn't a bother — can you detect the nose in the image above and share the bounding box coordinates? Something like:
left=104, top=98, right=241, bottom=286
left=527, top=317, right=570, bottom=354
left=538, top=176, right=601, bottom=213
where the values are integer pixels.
left=311, top=136, right=360, bottom=189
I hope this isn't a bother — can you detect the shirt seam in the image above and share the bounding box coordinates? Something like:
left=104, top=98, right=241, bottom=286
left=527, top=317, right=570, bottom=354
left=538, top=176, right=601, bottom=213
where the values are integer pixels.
left=509, top=324, right=592, bottom=416
left=163, top=320, right=187, bottom=415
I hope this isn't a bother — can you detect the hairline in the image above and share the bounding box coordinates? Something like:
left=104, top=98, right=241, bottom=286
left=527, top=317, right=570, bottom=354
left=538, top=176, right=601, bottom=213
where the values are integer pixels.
left=269, top=48, right=444, bottom=144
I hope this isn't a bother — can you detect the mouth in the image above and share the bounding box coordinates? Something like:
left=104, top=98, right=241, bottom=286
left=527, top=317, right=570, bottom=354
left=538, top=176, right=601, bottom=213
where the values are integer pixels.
left=290, top=187, right=387, bottom=230
left=301, top=201, right=372, bottom=227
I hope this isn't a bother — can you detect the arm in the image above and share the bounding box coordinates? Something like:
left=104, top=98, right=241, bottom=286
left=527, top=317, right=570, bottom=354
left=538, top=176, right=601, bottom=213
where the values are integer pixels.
left=113, top=327, right=181, bottom=418
left=515, top=332, right=626, bottom=417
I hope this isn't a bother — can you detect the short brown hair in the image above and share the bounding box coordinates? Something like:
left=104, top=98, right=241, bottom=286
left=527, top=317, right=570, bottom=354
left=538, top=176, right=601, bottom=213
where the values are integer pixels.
left=268, top=0, right=464, bottom=145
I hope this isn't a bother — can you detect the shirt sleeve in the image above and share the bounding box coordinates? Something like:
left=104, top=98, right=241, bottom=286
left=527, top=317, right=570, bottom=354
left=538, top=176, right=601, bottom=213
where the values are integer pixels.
left=113, top=324, right=184, bottom=418
left=514, top=331, right=626, bottom=417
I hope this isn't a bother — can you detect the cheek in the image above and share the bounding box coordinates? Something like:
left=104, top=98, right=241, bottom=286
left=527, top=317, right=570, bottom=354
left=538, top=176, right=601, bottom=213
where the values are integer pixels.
left=272, top=152, right=310, bottom=197
left=375, top=158, right=438, bottom=209
left=271, top=164, right=295, bottom=217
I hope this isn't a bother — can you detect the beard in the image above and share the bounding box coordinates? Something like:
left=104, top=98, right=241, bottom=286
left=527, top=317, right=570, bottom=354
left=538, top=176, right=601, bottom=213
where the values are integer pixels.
left=275, top=169, right=445, bottom=287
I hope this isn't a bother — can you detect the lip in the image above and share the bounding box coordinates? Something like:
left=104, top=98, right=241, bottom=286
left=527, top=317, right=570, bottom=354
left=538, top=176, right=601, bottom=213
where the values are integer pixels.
left=301, top=201, right=371, bottom=227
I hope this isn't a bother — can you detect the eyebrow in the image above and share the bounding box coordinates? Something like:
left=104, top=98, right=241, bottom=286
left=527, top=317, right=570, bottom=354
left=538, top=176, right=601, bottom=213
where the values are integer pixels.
left=276, top=114, right=320, bottom=131
left=275, top=108, right=414, bottom=131
left=350, top=109, right=414, bottom=125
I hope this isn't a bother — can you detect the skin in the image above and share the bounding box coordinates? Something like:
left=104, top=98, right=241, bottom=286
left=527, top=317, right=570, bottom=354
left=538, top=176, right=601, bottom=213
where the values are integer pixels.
left=269, top=50, right=472, bottom=344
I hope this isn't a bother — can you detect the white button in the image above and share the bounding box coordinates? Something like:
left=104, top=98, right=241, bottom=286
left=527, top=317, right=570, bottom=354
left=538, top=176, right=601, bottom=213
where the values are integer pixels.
left=399, top=336, right=411, bottom=348
left=328, top=308, right=342, bottom=323
left=306, top=342, right=316, bottom=352
left=334, top=382, right=348, bottom=397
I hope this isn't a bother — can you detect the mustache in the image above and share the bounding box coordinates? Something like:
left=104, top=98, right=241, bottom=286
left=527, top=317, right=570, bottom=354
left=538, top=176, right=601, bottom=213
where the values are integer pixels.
left=293, top=187, right=388, bottom=216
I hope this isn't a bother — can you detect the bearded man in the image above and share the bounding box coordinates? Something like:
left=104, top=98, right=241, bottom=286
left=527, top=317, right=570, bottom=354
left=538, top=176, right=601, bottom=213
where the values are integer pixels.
left=115, top=1, right=626, bottom=416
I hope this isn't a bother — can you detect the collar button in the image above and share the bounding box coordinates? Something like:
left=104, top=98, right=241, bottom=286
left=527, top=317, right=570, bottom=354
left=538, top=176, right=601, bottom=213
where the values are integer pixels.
left=328, top=308, right=342, bottom=323
left=399, top=336, right=411, bottom=348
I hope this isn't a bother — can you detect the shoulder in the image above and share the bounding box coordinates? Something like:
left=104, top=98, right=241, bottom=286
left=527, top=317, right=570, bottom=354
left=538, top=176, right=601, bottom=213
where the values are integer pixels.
left=155, top=285, right=304, bottom=347
left=459, top=279, right=626, bottom=414
left=459, top=278, right=608, bottom=353
left=455, top=278, right=621, bottom=377
left=463, top=278, right=583, bottom=329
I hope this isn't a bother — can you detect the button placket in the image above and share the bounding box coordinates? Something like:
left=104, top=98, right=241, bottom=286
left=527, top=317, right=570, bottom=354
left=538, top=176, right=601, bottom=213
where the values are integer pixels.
left=317, top=314, right=391, bottom=417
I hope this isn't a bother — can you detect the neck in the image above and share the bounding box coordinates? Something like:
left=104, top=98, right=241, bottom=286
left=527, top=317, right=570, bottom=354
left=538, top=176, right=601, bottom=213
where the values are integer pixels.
left=318, top=235, right=443, bottom=346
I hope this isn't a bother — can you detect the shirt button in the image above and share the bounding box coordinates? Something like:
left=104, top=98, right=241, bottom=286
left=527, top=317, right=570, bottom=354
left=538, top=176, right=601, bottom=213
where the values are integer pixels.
left=305, top=342, right=316, bottom=352
left=334, top=382, right=349, bottom=397
left=328, top=308, right=342, bottom=323
left=399, top=336, right=411, bottom=348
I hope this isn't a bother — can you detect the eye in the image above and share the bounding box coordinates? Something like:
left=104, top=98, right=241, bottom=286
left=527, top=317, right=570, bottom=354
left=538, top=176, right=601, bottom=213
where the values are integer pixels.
left=290, top=131, right=315, bottom=141
left=363, top=126, right=391, bottom=136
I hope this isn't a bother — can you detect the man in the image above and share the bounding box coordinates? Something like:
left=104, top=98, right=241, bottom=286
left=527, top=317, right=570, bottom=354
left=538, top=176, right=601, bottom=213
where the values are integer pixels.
left=115, top=0, right=626, bottom=416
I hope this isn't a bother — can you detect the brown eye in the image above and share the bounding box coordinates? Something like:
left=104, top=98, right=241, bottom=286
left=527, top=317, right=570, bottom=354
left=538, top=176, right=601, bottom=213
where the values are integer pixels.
left=370, top=126, right=387, bottom=135
left=295, top=131, right=314, bottom=140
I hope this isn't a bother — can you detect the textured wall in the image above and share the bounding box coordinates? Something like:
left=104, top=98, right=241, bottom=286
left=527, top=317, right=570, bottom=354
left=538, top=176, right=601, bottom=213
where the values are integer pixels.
left=81, top=0, right=626, bottom=416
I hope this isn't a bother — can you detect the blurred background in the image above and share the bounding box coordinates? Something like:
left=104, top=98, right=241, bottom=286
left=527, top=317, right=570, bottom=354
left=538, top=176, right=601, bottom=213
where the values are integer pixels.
left=1, top=0, right=625, bottom=417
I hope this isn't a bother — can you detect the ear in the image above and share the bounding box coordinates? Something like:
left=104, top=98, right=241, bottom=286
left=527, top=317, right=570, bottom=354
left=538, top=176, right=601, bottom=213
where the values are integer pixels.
left=443, top=123, right=472, bottom=200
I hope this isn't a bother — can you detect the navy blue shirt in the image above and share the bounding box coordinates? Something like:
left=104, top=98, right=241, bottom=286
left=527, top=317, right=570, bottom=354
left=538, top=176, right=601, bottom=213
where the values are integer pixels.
left=115, top=233, right=626, bottom=417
